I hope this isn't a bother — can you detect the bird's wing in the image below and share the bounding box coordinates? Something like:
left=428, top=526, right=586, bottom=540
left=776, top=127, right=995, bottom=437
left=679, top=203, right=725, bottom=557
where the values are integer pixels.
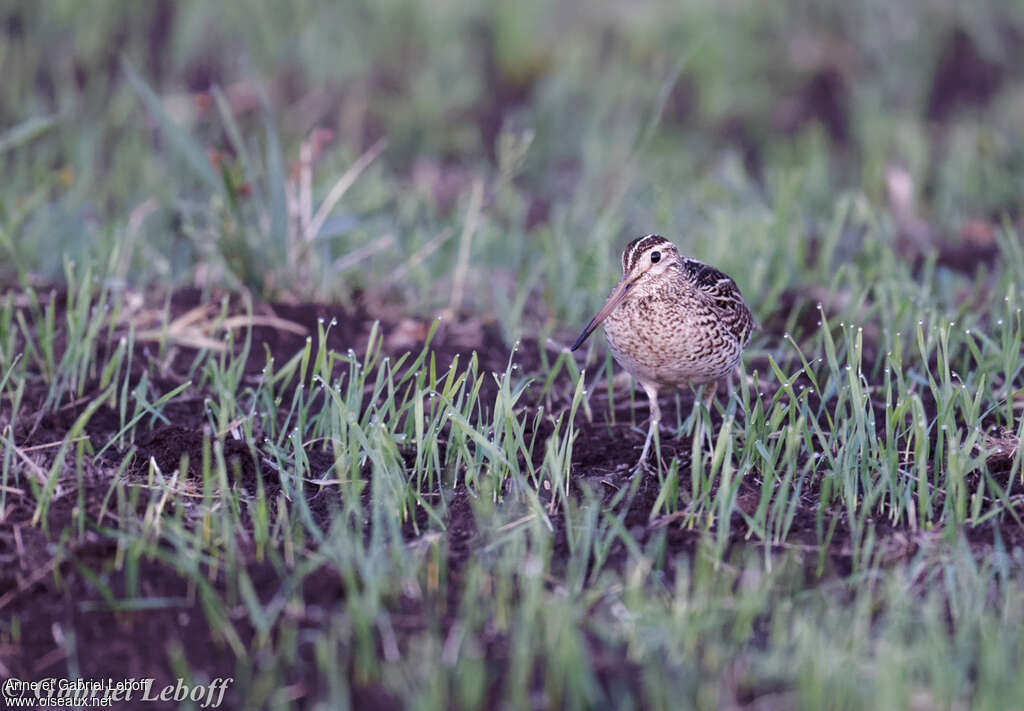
left=684, top=261, right=756, bottom=346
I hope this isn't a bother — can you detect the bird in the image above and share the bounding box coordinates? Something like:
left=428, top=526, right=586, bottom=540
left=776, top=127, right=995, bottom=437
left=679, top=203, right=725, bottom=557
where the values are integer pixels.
left=571, top=234, right=755, bottom=470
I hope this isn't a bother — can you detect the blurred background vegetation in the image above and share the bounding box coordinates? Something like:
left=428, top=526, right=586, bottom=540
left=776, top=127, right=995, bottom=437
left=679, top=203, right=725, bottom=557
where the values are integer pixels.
left=3, top=0, right=1023, bottom=330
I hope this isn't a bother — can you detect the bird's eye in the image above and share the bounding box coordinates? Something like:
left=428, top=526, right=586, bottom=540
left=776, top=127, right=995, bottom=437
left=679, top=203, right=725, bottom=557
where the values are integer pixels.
left=650, top=251, right=661, bottom=263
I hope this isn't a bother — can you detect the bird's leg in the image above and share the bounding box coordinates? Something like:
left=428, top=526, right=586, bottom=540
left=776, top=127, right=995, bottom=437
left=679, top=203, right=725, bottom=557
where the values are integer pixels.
left=702, top=379, right=718, bottom=411
left=635, top=381, right=661, bottom=471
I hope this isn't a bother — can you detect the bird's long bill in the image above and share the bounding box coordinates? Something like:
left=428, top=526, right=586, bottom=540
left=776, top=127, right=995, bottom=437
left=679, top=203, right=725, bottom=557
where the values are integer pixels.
left=570, top=277, right=631, bottom=351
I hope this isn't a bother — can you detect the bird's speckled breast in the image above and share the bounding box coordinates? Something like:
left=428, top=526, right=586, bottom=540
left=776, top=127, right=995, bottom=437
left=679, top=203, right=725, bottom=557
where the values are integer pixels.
left=602, top=289, right=743, bottom=388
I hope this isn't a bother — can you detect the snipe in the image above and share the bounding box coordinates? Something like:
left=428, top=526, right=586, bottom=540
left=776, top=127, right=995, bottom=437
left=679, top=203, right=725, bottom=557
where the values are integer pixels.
left=571, top=235, right=755, bottom=469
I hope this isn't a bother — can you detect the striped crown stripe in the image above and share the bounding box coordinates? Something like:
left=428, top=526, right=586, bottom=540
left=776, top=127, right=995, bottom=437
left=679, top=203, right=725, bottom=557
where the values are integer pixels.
left=621, top=234, right=670, bottom=274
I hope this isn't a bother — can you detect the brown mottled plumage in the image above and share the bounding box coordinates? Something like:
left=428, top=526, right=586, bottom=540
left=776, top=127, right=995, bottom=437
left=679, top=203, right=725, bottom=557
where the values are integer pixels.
left=571, top=235, right=755, bottom=469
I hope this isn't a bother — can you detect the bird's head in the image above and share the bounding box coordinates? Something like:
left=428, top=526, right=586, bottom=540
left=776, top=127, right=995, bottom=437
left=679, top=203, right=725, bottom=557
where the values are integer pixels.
left=570, top=235, right=680, bottom=351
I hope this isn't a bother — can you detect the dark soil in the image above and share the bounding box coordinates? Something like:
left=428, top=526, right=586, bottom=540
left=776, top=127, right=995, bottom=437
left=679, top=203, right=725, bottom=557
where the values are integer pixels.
left=1, top=288, right=552, bottom=709
left=2, top=285, right=1021, bottom=711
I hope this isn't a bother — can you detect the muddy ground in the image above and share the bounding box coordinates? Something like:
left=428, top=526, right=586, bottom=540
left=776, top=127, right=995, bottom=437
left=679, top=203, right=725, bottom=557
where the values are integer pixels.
left=2, top=280, right=1022, bottom=710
